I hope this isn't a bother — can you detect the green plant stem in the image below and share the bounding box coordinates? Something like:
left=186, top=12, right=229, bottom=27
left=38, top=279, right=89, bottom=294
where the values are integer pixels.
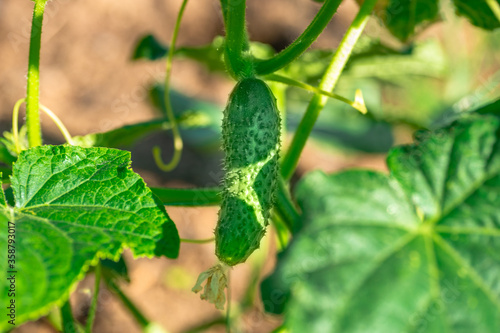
left=85, top=262, right=101, bottom=333
left=61, top=300, right=78, bottom=333
left=280, top=0, right=377, bottom=181
left=151, top=185, right=298, bottom=233
left=486, top=0, right=500, bottom=22
left=264, top=74, right=367, bottom=113
left=150, top=184, right=298, bottom=230
left=254, top=0, right=343, bottom=75
left=180, top=237, right=215, bottom=244
left=274, top=178, right=301, bottom=231
left=221, top=0, right=253, bottom=79
left=46, top=308, right=63, bottom=332
left=154, top=0, right=189, bottom=172
left=151, top=187, right=221, bottom=206
left=271, top=212, right=290, bottom=250
left=26, top=0, right=47, bottom=148
left=104, top=275, right=150, bottom=329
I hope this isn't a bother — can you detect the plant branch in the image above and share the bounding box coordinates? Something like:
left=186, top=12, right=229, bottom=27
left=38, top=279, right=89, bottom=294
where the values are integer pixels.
left=221, top=0, right=253, bottom=79
left=270, top=212, right=290, bottom=251
left=264, top=74, right=367, bottom=113
left=180, top=237, right=215, bottom=244
left=150, top=183, right=299, bottom=234
left=151, top=187, right=221, bottom=206
left=26, top=0, right=48, bottom=147
left=280, top=0, right=377, bottom=180
left=85, top=262, right=101, bottom=333
left=154, top=0, right=189, bottom=172
left=103, top=275, right=150, bottom=329
left=61, top=300, right=78, bottom=333
left=254, top=0, right=343, bottom=75
left=274, top=177, right=301, bottom=232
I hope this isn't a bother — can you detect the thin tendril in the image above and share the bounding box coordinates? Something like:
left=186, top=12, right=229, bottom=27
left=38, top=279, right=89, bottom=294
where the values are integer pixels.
left=39, top=104, right=75, bottom=145
left=180, top=237, right=215, bottom=244
left=12, top=98, right=26, bottom=154
left=154, top=0, right=189, bottom=172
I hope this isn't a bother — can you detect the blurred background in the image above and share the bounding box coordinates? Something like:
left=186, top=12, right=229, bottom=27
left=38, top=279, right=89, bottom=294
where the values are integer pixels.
left=0, top=0, right=499, bottom=332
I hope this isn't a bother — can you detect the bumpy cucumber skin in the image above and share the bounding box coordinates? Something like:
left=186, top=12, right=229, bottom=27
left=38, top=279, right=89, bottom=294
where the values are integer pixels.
left=216, top=78, right=281, bottom=266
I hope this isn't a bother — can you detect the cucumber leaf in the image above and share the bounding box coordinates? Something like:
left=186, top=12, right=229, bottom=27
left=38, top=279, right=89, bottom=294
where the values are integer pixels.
left=262, top=115, right=500, bottom=332
left=0, top=145, right=179, bottom=329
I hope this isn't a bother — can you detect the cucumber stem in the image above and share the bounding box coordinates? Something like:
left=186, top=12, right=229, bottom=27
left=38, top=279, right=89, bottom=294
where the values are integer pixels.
left=103, top=274, right=151, bottom=329
left=281, top=0, right=378, bottom=181
left=26, top=0, right=47, bottom=147
left=221, top=0, right=253, bottom=79
left=180, top=237, right=215, bottom=244
left=60, top=300, right=79, bottom=333
left=254, top=0, right=343, bottom=75
left=275, top=178, right=301, bottom=231
left=265, top=74, right=367, bottom=113
left=150, top=187, right=221, bottom=206
left=85, top=262, right=101, bottom=333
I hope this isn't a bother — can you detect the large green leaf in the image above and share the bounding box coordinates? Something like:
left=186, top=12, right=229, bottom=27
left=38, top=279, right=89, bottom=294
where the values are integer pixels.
left=262, top=115, right=500, bottom=332
left=0, top=146, right=179, bottom=329
left=452, top=0, right=500, bottom=30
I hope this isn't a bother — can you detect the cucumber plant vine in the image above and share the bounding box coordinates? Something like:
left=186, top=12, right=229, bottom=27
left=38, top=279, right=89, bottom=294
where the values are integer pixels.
left=1, top=0, right=499, bottom=332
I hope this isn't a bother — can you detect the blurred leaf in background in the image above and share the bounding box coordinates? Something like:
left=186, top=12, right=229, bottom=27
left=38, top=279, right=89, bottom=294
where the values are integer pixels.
left=262, top=114, right=500, bottom=332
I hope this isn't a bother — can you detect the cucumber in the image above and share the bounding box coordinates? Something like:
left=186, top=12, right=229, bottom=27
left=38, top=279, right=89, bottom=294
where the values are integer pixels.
left=216, top=77, right=281, bottom=266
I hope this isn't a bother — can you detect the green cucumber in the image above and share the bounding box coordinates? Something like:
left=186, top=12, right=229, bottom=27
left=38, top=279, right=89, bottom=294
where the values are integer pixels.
left=215, top=77, right=281, bottom=266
